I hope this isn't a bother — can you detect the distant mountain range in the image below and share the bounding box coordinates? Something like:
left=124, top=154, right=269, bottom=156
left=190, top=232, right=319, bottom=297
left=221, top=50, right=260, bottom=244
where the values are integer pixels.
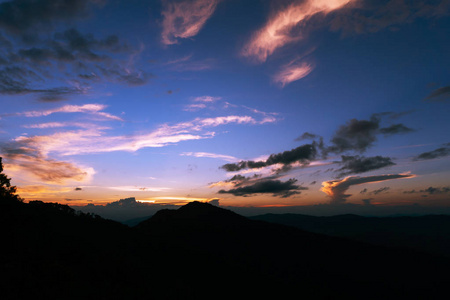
left=250, top=213, right=450, bottom=258
left=2, top=199, right=450, bottom=299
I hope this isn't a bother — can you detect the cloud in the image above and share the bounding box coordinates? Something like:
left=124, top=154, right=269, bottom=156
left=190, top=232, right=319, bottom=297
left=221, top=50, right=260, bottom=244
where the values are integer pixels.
left=183, top=95, right=222, bottom=111
left=413, top=144, right=450, bottom=161
left=181, top=152, right=238, bottom=162
left=218, top=178, right=306, bottom=198
left=209, top=174, right=264, bottom=189
left=5, top=114, right=271, bottom=157
left=107, top=186, right=171, bottom=192
left=193, top=95, right=221, bottom=103
left=325, top=116, right=380, bottom=154
left=22, top=122, right=110, bottom=129
left=161, top=0, right=220, bottom=45
left=295, top=132, right=320, bottom=141
left=370, top=186, right=390, bottom=195
left=16, top=185, right=73, bottom=196
left=0, top=25, right=150, bottom=100
left=2, top=153, right=94, bottom=184
left=404, top=186, right=450, bottom=195
left=379, top=124, right=415, bottom=135
left=425, top=86, right=450, bottom=101
left=336, top=155, right=395, bottom=177
left=220, top=143, right=318, bottom=172
left=3, top=103, right=123, bottom=121
left=321, top=173, right=414, bottom=204
left=324, top=114, right=416, bottom=155
left=273, top=60, right=313, bottom=87
left=242, top=0, right=352, bottom=62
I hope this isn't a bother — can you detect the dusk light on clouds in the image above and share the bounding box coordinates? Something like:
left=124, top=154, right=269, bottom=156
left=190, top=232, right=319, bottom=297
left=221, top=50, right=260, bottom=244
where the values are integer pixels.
left=0, top=0, right=449, bottom=216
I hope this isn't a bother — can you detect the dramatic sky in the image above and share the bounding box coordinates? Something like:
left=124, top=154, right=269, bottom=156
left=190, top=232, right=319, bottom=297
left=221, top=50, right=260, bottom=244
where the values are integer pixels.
left=1, top=0, right=449, bottom=215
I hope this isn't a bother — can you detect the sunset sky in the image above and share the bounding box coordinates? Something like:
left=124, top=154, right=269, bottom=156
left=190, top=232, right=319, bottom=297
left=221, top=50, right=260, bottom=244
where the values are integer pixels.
left=1, top=0, right=449, bottom=215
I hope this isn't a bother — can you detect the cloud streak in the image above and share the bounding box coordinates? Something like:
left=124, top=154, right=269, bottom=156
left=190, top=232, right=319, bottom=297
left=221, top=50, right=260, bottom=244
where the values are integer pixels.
left=181, top=152, right=238, bottom=162
left=7, top=104, right=123, bottom=121
left=413, top=144, right=450, bottom=161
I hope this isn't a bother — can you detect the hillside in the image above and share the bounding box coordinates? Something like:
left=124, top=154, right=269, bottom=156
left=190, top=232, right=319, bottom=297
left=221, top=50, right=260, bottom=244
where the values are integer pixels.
left=250, top=213, right=450, bottom=257
left=2, top=199, right=450, bottom=299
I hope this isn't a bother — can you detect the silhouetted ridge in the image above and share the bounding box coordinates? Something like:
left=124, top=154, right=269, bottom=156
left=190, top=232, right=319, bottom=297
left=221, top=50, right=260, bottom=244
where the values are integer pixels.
left=136, top=201, right=249, bottom=234
left=3, top=199, right=450, bottom=299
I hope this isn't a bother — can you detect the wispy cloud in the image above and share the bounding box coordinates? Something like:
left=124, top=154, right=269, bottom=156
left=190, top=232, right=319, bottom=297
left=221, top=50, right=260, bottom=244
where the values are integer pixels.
left=193, top=95, right=221, bottom=103
left=183, top=95, right=222, bottom=111
left=242, top=0, right=352, bottom=62
left=161, top=0, right=220, bottom=45
left=273, top=60, right=313, bottom=87
left=23, top=122, right=110, bottom=130
left=3, top=104, right=123, bottom=121
left=108, top=186, right=171, bottom=192
left=6, top=114, right=272, bottom=157
left=181, top=152, right=238, bottom=162
left=425, top=86, right=450, bottom=101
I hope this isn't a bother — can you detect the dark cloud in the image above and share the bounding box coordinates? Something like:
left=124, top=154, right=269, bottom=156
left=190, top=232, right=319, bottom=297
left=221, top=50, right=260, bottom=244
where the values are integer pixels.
left=325, top=116, right=380, bottom=154
left=413, top=144, right=450, bottom=161
left=220, top=144, right=317, bottom=172
left=336, top=155, right=395, bottom=177
left=404, top=186, right=450, bottom=195
left=370, top=187, right=390, bottom=195
left=0, top=65, right=87, bottom=100
left=325, top=114, right=415, bottom=155
left=425, top=86, right=450, bottom=101
left=0, top=9, right=154, bottom=102
left=218, top=178, right=306, bottom=198
left=0, top=0, right=95, bottom=34
left=295, top=132, right=319, bottom=141
left=74, top=187, right=83, bottom=191
left=322, top=174, right=413, bottom=204
left=379, top=124, right=415, bottom=135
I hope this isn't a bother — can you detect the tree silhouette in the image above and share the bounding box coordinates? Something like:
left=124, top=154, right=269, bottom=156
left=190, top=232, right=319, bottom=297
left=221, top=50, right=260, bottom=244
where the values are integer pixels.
left=0, top=157, right=22, bottom=202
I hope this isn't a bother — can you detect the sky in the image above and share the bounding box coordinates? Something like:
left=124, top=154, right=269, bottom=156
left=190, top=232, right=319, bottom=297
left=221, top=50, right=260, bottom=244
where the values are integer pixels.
left=0, top=0, right=449, bottom=217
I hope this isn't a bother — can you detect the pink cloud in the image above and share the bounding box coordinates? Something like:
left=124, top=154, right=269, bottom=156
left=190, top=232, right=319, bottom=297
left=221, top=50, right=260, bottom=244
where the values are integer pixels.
left=10, top=115, right=271, bottom=157
left=273, top=60, right=313, bottom=87
left=242, top=0, right=352, bottom=62
left=181, top=152, right=238, bottom=162
left=161, top=0, right=220, bottom=45
left=18, top=104, right=123, bottom=121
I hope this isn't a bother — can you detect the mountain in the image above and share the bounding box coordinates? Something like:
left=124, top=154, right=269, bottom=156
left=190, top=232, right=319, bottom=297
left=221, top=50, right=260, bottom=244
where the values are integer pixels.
left=250, top=213, right=450, bottom=257
left=2, top=199, right=450, bottom=299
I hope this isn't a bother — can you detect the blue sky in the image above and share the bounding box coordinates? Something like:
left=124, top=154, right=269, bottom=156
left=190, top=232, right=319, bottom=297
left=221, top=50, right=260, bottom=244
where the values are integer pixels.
left=0, top=0, right=449, bottom=215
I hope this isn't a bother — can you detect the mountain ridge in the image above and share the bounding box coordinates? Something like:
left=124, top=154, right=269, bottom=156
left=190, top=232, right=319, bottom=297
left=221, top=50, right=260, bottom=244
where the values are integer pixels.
left=2, top=199, right=450, bottom=298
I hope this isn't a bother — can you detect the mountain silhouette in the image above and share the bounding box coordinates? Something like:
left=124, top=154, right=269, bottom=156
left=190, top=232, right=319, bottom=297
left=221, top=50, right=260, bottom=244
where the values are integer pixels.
left=2, top=199, right=450, bottom=299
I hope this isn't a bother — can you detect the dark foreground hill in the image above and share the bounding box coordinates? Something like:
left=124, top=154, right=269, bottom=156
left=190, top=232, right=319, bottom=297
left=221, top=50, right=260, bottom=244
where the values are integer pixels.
left=2, top=199, right=450, bottom=299
left=250, top=213, right=450, bottom=257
